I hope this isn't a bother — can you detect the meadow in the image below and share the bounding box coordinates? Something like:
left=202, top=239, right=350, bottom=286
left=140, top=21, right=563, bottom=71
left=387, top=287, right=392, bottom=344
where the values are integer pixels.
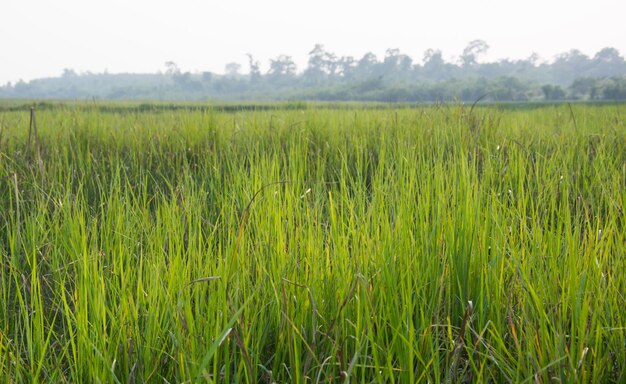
left=0, top=102, right=624, bottom=382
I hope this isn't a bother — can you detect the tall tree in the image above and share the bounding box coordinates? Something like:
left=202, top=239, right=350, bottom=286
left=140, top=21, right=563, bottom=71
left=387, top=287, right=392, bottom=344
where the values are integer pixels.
left=589, top=47, right=626, bottom=77
left=304, top=44, right=340, bottom=84
left=225, top=62, right=242, bottom=77
left=422, top=49, right=448, bottom=80
left=593, top=47, right=622, bottom=64
left=383, top=48, right=413, bottom=81
left=337, top=56, right=356, bottom=81
left=305, top=44, right=328, bottom=85
left=164, top=61, right=180, bottom=75
left=268, top=55, right=297, bottom=85
left=247, top=54, right=262, bottom=83
left=62, top=68, right=77, bottom=77
left=551, top=49, right=591, bottom=85
left=356, top=52, right=380, bottom=79
left=461, top=40, right=489, bottom=67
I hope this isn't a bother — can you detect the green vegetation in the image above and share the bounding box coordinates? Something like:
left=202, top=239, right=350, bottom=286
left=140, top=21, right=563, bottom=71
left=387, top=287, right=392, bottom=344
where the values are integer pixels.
left=2, top=43, right=626, bottom=102
left=1, top=102, right=625, bottom=382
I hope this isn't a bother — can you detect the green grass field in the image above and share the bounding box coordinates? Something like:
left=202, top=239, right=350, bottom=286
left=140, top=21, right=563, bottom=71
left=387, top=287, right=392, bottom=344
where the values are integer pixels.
left=1, top=103, right=625, bottom=382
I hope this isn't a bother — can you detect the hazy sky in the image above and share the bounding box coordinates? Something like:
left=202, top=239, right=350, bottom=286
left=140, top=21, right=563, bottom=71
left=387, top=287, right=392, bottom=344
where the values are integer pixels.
left=1, top=0, right=625, bottom=84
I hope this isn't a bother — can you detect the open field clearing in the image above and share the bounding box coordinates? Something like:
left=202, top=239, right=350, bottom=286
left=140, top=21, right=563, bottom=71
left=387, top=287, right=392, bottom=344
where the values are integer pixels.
left=0, top=103, right=625, bottom=382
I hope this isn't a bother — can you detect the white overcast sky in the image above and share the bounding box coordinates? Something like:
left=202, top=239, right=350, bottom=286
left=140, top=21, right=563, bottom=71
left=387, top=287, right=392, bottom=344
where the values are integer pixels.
left=1, top=0, right=624, bottom=84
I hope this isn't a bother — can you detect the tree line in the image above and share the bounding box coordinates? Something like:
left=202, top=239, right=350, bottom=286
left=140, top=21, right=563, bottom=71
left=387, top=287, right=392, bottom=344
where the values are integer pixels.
left=2, top=40, right=626, bottom=102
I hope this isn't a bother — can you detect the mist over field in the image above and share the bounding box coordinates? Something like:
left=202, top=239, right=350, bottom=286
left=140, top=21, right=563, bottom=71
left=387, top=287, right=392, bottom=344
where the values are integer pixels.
left=2, top=42, right=626, bottom=102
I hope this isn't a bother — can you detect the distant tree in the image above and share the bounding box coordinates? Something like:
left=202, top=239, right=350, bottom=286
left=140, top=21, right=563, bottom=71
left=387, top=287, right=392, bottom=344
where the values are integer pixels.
left=504, top=53, right=542, bottom=80
left=527, top=52, right=541, bottom=66
left=356, top=52, right=380, bottom=79
left=423, top=49, right=443, bottom=66
left=541, top=84, right=552, bottom=100
left=551, top=50, right=591, bottom=85
left=593, top=47, right=622, bottom=64
left=3, top=42, right=625, bottom=102
left=383, top=48, right=412, bottom=81
left=352, top=76, right=383, bottom=93
left=14, top=79, right=29, bottom=94
left=422, top=49, right=448, bottom=80
left=304, top=44, right=340, bottom=85
left=569, top=77, right=598, bottom=99
left=164, top=61, right=180, bottom=75
left=337, top=56, right=356, bottom=81
left=175, top=72, right=191, bottom=83
left=267, top=55, right=297, bottom=84
left=589, top=47, right=626, bottom=77
left=172, top=71, right=201, bottom=92
left=553, top=49, right=589, bottom=65
left=225, top=62, right=242, bottom=77
left=325, top=52, right=339, bottom=77
left=461, top=40, right=489, bottom=67
left=600, top=77, right=626, bottom=100
left=305, top=44, right=328, bottom=85
left=246, top=54, right=262, bottom=83
left=490, top=77, right=531, bottom=101
left=62, top=68, right=77, bottom=77
left=384, top=49, right=412, bottom=69
left=542, top=84, right=566, bottom=100
left=201, top=72, right=213, bottom=83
